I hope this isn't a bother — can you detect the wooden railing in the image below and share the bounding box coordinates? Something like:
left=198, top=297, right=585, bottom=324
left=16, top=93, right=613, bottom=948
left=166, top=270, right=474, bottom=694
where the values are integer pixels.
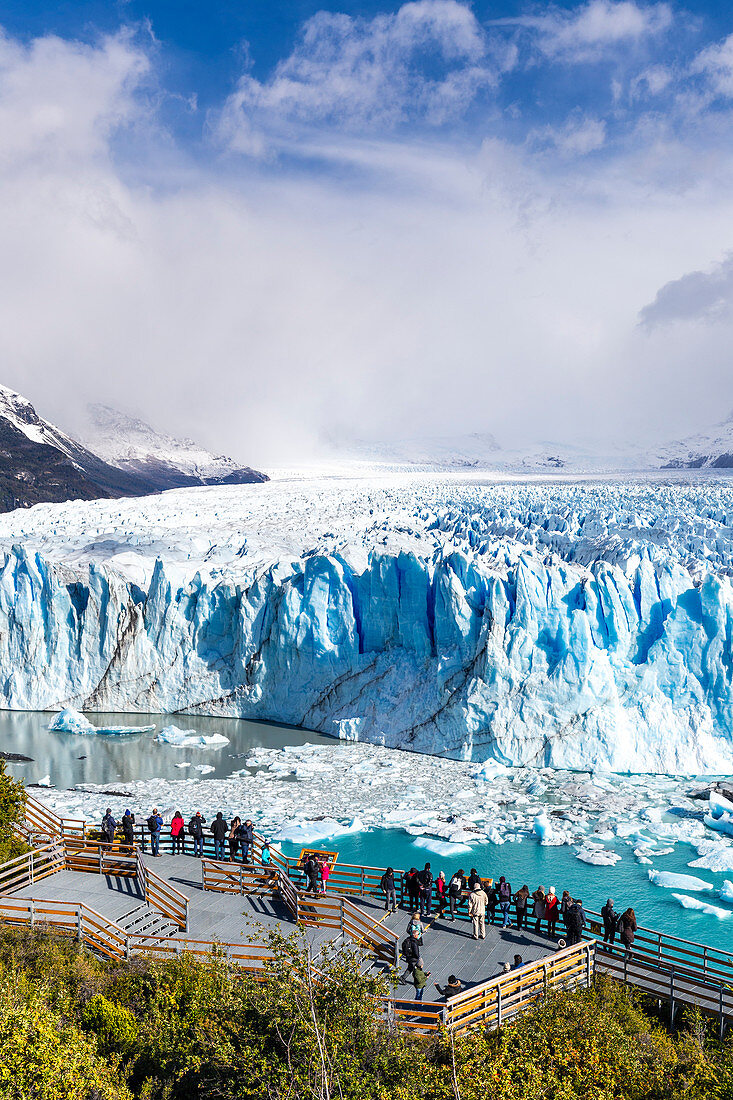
left=0, top=896, right=129, bottom=961
left=201, top=859, right=278, bottom=897
left=341, top=898, right=398, bottom=966
left=0, top=843, right=65, bottom=895
left=140, top=858, right=189, bottom=932
left=64, top=838, right=138, bottom=877
left=23, top=793, right=86, bottom=839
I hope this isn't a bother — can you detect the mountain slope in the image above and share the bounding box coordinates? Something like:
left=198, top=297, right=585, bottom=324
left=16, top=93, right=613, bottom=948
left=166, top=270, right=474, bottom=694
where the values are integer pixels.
left=654, top=413, right=733, bottom=469
left=80, top=404, right=268, bottom=490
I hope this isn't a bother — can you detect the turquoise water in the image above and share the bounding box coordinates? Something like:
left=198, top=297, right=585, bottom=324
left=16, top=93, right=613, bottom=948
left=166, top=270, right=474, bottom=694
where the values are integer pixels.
left=278, top=828, right=733, bottom=955
left=3, top=710, right=732, bottom=954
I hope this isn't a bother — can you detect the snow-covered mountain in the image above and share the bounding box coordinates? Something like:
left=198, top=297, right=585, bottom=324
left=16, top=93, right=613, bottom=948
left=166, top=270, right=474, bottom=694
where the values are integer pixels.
left=653, top=412, right=733, bottom=470
left=79, top=405, right=268, bottom=490
left=0, top=384, right=157, bottom=511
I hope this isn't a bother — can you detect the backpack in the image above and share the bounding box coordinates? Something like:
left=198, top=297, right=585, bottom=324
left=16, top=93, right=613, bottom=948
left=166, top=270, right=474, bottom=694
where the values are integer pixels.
left=147, top=815, right=158, bottom=833
left=188, top=819, right=196, bottom=836
left=499, top=881, right=511, bottom=901
left=449, top=876, right=461, bottom=895
left=400, top=937, right=412, bottom=959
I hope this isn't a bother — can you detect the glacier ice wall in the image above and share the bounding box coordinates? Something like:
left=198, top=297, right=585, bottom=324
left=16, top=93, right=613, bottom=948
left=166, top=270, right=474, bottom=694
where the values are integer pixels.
left=3, top=539, right=733, bottom=774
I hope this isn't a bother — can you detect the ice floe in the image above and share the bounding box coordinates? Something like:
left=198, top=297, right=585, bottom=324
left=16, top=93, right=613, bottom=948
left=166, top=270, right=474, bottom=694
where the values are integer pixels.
left=156, top=726, right=229, bottom=748
left=648, top=870, right=714, bottom=891
left=49, top=708, right=155, bottom=736
left=671, top=894, right=732, bottom=918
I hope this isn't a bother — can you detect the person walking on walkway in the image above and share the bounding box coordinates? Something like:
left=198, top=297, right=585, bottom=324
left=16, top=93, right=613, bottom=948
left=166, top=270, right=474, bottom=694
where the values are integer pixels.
left=147, top=808, right=163, bottom=856
left=211, top=812, right=228, bottom=861
left=469, top=881, right=489, bottom=939
left=188, top=811, right=206, bottom=857
left=498, top=876, right=512, bottom=928
left=228, top=817, right=241, bottom=862
left=532, top=885, right=547, bottom=932
left=435, top=871, right=447, bottom=917
left=400, top=930, right=422, bottom=981
left=170, top=810, right=185, bottom=855
left=618, top=907, right=637, bottom=956
left=602, top=898, right=619, bottom=947
left=545, top=886, right=559, bottom=935
left=404, top=868, right=420, bottom=910
left=101, top=808, right=116, bottom=846
left=406, top=911, right=425, bottom=946
left=121, top=809, right=135, bottom=846
left=418, top=863, right=433, bottom=917
left=413, top=964, right=430, bottom=1001
left=448, top=869, right=465, bottom=921
left=237, top=819, right=254, bottom=863
left=305, top=856, right=320, bottom=894
left=514, top=884, right=529, bottom=930
left=380, top=867, right=397, bottom=912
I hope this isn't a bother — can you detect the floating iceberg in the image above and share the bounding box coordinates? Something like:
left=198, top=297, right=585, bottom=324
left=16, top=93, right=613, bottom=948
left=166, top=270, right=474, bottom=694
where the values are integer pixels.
left=709, top=791, right=733, bottom=819
left=704, top=812, right=733, bottom=838
left=156, top=726, right=229, bottom=748
left=533, top=812, right=553, bottom=844
left=48, top=708, right=154, bottom=736
left=575, top=844, right=621, bottom=866
left=194, top=764, right=216, bottom=775
left=688, top=841, right=733, bottom=872
left=412, top=836, right=473, bottom=858
left=672, top=894, right=732, bottom=919
left=719, top=880, right=733, bottom=903
left=648, top=870, right=714, bottom=892
left=273, top=817, right=366, bottom=845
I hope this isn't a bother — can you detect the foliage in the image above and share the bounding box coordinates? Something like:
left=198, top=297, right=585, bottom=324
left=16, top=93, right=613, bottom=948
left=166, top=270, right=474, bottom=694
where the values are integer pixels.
left=0, top=758, right=27, bottom=862
left=0, top=925, right=731, bottom=1100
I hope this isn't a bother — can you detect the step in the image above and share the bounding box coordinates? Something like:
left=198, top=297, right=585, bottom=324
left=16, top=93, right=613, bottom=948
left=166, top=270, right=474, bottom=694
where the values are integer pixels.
left=118, top=904, right=179, bottom=940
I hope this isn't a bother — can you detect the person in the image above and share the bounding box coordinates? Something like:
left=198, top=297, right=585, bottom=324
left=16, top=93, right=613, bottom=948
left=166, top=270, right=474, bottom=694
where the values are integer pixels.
left=602, top=898, right=619, bottom=946
left=448, top=869, right=465, bottom=921
left=514, top=884, right=529, bottom=931
left=545, top=886, right=559, bottom=935
left=170, top=810, right=185, bottom=855
left=498, top=875, right=512, bottom=928
left=435, top=975, right=463, bottom=999
left=468, top=868, right=481, bottom=891
left=418, top=863, right=433, bottom=917
left=566, top=897, right=586, bottom=946
left=532, top=885, right=547, bottom=932
left=406, top=912, right=424, bottom=945
left=560, top=889, right=572, bottom=928
left=228, top=816, right=241, bottom=862
left=486, top=881, right=498, bottom=925
left=618, top=907, right=637, bottom=955
left=400, top=930, right=422, bottom=981
left=147, top=808, right=163, bottom=856
left=121, top=809, right=135, bottom=846
left=210, top=812, right=228, bottom=861
left=435, top=871, right=447, bottom=917
left=380, top=867, right=397, bottom=912
left=404, top=868, right=420, bottom=910
left=188, top=811, right=206, bottom=857
left=260, top=841, right=272, bottom=865
left=468, top=881, right=489, bottom=940
left=502, top=962, right=511, bottom=973
left=101, top=808, right=116, bottom=846
left=320, top=860, right=330, bottom=893
left=305, top=856, right=320, bottom=894
left=513, top=953, right=523, bottom=969
left=413, top=964, right=431, bottom=1001
left=237, top=819, right=254, bottom=863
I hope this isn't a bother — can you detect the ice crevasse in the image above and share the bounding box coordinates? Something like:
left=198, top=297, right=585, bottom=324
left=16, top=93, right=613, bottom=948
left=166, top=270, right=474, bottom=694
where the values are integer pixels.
left=2, top=543, right=733, bottom=774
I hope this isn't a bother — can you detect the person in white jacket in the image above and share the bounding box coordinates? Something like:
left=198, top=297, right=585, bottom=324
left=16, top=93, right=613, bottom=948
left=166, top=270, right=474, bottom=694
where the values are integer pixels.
left=468, top=882, right=489, bottom=940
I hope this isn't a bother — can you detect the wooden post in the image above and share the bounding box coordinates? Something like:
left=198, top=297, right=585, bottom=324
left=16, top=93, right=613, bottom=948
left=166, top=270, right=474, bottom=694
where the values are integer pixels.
left=670, top=968, right=675, bottom=1025
left=361, top=867, right=365, bottom=895
left=28, top=852, right=33, bottom=886
left=76, top=907, right=83, bottom=942
left=340, top=898, right=345, bottom=939
left=387, top=999, right=395, bottom=1032
left=703, top=946, right=708, bottom=978
left=586, top=943, right=592, bottom=987
left=497, top=984, right=503, bottom=1029
left=29, top=899, right=34, bottom=928
left=720, top=985, right=724, bottom=1039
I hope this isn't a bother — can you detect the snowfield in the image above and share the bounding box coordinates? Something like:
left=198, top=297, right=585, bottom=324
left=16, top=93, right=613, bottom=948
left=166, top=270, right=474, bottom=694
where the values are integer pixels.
left=3, top=472, right=733, bottom=773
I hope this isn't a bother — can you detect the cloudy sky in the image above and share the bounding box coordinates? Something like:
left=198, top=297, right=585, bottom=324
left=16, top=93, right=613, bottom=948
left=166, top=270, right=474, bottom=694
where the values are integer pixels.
left=2, top=0, right=733, bottom=463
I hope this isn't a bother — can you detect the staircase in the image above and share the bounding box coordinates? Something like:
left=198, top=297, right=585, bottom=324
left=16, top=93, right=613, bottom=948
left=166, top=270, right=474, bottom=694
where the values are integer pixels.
left=118, top=902, right=179, bottom=945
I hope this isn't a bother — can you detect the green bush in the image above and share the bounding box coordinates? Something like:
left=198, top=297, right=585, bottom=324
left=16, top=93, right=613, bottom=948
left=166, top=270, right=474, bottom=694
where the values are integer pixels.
left=82, top=993, right=138, bottom=1055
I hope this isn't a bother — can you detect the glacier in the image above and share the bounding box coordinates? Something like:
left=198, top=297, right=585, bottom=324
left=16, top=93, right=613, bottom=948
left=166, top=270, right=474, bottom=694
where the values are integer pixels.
left=2, top=475, right=733, bottom=773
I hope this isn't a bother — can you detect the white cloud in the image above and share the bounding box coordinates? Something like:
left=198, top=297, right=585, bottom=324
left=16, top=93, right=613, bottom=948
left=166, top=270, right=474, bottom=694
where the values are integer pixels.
left=532, top=114, right=607, bottom=156
left=691, top=33, right=733, bottom=98
left=217, top=0, right=511, bottom=155
left=499, top=0, right=673, bottom=63
left=639, top=253, right=733, bottom=328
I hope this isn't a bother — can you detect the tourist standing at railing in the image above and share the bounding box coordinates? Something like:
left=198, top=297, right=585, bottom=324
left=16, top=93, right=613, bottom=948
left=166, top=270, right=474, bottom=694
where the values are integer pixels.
left=514, top=884, right=529, bottom=930
left=237, top=819, right=254, bottom=863
left=121, top=810, right=135, bottom=846
left=560, top=889, right=572, bottom=929
left=435, top=871, right=447, bottom=917
left=601, top=898, right=618, bottom=946
left=498, top=876, right=512, bottom=928
left=468, top=868, right=481, bottom=891
left=546, top=887, right=559, bottom=935
left=101, top=808, right=116, bottom=846
left=447, top=869, right=465, bottom=921
left=418, top=863, right=433, bottom=917
left=434, top=975, right=462, bottom=999
left=618, top=907, right=637, bottom=956
left=320, top=860, right=330, bottom=893
left=170, top=811, right=186, bottom=855
left=485, top=881, right=497, bottom=925
left=305, top=855, right=320, bottom=893
left=404, top=867, right=420, bottom=910
left=188, top=812, right=206, bottom=857
left=566, top=898, right=586, bottom=945
left=469, top=882, right=489, bottom=939
left=532, top=885, right=546, bottom=932
left=260, top=841, right=272, bottom=865
left=211, top=812, right=228, bottom=860
left=228, top=817, right=241, bottom=862
left=147, top=808, right=163, bottom=856
left=380, top=867, right=397, bottom=912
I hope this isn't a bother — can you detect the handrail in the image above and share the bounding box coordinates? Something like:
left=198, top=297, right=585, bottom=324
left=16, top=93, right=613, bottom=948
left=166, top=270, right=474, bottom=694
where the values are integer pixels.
left=23, top=793, right=86, bottom=838
left=140, top=856, right=189, bottom=932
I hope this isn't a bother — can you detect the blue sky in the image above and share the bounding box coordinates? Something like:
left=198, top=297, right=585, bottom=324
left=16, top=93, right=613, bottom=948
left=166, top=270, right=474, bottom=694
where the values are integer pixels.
left=2, top=1, right=733, bottom=461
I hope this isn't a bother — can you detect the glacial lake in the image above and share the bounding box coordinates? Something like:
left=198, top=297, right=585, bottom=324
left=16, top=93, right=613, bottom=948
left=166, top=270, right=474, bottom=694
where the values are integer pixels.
left=3, top=710, right=733, bottom=955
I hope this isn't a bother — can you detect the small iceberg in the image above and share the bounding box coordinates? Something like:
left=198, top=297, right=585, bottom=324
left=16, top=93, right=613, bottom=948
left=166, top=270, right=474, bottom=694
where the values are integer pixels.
left=575, top=844, right=621, bottom=866
left=155, top=725, right=229, bottom=748
left=720, top=880, right=733, bottom=903
left=648, top=869, right=714, bottom=892
left=533, top=812, right=553, bottom=844
left=671, top=894, right=732, bottom=919
left=49, top=708, right=155, bottom=735
left=412, top=836, right=473, bottom=858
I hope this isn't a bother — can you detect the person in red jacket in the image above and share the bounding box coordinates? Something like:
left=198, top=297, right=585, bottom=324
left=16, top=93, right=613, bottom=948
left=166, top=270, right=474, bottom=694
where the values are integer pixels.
left=170, top=810, right=185, bottom=855
left=545, top=886, right=559, bottom=935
